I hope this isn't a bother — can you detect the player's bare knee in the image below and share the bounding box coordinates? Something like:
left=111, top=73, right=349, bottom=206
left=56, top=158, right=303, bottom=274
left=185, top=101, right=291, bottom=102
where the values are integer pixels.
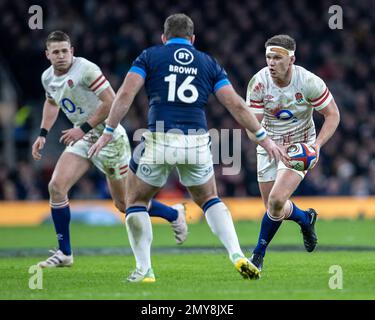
left=188, top=185, right=217, bottom=208
left=189, top=189, right=214, bottom=207
left=114, top=200, right=126, bottom=213
left=48, top=180, right=67, bottom=199
left=268, top=195, right=286, bottom=213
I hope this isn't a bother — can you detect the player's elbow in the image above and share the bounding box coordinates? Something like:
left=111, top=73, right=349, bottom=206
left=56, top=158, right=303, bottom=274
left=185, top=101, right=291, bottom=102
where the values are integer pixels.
left=103, top=96, right=114, bottom=109
left=108, top=94, right=115, bottom=104
left=229, top=99, right=250, bottom=119
left=116, top=88, right=136, bottom=108
left=327, top=101, right=340, bottom=122
left=100, top=98, right=114, bottom=118
left=222, top=95, right=243, bottom=114
left=334, top=108, right=340, bottom=124
left=328, top=107, right=341, bottom=127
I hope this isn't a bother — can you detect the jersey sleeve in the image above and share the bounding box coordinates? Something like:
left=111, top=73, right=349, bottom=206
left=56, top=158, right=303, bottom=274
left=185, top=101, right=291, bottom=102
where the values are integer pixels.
left=128, top=49, right=148, bottom=79
left=305, top=73, right=333, bottom=111
left=41, top=72, right=56, bottom=103
left=246, top=73, right=265, bottom=115
left=211, top=58, right=231, bottom=93
left=82, top=61, right=111, bottom=96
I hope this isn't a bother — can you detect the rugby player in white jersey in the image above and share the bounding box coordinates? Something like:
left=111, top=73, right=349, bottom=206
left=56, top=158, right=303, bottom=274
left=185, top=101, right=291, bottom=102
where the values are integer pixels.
left=246, top=34, right=340, bottom=271
left=32, top=31, right=188, bottom=268
left=89, top=14, right=288, bottom=282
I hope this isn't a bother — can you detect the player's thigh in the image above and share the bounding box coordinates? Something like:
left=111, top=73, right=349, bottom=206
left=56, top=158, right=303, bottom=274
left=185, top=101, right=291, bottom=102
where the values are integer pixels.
left=177, top=161, right=214, bottom=186
left=106, top=176, right=127, bottom=213
left=131, top=136, right=174, bottom=188
left=50, top=152, right=91, bottom=193
left=257, top=152, right=278, bottom=182
left=125, top=170, right=160, bottom=208
left=95, top=135, right=131, bottom=210
left=258, top=181, right=275, bottom=209
left=256, top=152, right=278, bottom=209
left=269, top=169, right=303, bottom=202
left=91, top=134, right=131, bottom=181
left=186, top=175, right=218, bottom=207
left=176, top=138, right=214, bottom=190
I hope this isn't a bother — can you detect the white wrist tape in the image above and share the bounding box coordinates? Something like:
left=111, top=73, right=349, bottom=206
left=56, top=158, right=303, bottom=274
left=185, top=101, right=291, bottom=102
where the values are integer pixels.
left=104, top=125, right=115, bottom=135
left=254, top=127, right=267, bottom=142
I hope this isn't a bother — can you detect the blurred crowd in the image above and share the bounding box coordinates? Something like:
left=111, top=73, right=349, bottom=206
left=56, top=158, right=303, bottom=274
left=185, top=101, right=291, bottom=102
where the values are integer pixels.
left=1, top=0, right=374, bottom=200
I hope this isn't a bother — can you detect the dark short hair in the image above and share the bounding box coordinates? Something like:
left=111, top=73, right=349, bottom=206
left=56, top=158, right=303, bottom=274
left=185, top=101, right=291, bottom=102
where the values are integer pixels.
left=163, top=13, right=194, bottom=39
left=265, top=34, right=296, bottom=51
left=46, top=31, right=71, bottom=47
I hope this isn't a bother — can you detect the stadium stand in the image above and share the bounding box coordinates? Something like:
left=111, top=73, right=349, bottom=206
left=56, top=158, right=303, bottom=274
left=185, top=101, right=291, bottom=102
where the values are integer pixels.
left=0, top=0, right=374, bottom=199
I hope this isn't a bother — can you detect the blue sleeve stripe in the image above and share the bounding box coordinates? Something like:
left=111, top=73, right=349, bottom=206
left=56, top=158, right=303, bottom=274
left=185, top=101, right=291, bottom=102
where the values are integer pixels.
left=129, top=66, right=146, bottom=79
left=214, top=79, right=231, bottom=92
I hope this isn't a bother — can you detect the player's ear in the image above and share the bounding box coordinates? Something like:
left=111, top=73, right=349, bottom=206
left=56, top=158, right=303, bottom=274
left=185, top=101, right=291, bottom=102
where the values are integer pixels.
left=190, top=35, right=195, bottom=45
left=290, top=56, right=296, bottom=65
left=71, top=46, right=74, bottom=55
left=161, top=34, right=167, bottom=44
left=45, top=49, right=50, bottom=60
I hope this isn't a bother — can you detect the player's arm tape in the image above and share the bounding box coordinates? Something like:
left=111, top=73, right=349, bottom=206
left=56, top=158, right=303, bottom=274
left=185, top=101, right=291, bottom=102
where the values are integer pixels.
left=80, top=122, right=93, bottom=134
left=104, top=125, right=115, bottom=135
left=254, top=127, right=267, bottom=142
left=39, top=128, right=48, bottom=137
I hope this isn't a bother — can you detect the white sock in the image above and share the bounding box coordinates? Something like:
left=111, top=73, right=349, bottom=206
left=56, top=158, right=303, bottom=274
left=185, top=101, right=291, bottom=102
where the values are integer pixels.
left=125, top=211, right=153, bottom=273
left=205, top=201, right=244, bottom=262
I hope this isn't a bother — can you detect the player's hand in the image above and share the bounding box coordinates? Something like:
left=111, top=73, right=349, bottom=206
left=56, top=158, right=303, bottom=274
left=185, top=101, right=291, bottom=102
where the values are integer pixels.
left=59, top=127, right=85, bottom=146
left=32, top=136, right=46, bottom=161
left=279, top=145, right=295, bottom=168
left=310, top=143, right=321, bottom=168
left=88, top=133, right=113, bottom=158
left=259, top=137, right=290, bottom=165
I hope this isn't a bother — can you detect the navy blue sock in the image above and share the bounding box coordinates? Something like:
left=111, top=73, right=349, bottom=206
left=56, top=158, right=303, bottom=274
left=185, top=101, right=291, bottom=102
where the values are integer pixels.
left=148, top=199, right=178, bottom=222
left=253, top=212, right=283, bottom=257
left=51, top=205, right=71, bottom=255
left=286, top=202, right=309, bottom=227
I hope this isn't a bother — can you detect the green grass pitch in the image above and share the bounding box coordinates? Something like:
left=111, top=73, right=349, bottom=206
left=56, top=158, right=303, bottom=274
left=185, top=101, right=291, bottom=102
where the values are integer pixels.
left=1, top=220, right=374, bottom=300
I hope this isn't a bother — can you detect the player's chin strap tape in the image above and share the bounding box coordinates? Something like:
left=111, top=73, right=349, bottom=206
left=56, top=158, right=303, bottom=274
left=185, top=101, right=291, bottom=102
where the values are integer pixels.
left=39, top=128, right=48, bottom=137
left=254, top=127, right=267, bottom=142
left=80, top=122, right=93, bottom=134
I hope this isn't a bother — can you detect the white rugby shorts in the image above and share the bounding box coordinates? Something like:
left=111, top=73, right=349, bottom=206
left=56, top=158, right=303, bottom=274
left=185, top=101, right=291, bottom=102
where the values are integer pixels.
left=257, top=151, right=306, bottom=182
left=130, top=131, right=214, bottom=187
left=64, top=130, right=131, bottom=180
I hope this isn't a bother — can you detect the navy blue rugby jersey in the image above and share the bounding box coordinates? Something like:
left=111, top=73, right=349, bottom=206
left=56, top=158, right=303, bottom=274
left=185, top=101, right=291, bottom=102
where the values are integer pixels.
left=128, top=38, right=230, bottom=134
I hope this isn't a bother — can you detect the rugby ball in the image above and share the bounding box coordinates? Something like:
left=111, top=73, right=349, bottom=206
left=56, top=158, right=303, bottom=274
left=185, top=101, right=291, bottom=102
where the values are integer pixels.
left=286, top=143, right=317, bottom=171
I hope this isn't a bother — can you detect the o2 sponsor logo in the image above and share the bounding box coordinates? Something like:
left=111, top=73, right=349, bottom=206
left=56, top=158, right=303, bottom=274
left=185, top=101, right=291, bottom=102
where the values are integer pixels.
left=60, top=98, right=84, bottom=114
left=174, top=48, right=194, bottom=65
left=275, top=109, right=293, bottom=120
left=275, top=109, right=297, bottom=122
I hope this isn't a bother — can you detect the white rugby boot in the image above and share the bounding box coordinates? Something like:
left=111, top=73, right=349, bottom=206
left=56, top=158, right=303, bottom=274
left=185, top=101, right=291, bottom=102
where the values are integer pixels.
left=37, top=249, right=73, bottom=268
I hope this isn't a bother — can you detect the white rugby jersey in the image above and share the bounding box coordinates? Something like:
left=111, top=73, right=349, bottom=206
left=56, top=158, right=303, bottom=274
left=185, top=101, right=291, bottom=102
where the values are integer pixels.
left=41, top=57, right=125, bottom=140
left=246, top=65, right=333, bottom=151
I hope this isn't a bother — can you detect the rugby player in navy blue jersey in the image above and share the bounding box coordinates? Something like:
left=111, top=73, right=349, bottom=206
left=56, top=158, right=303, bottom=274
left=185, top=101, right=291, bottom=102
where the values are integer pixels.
left=89, top=13, right=288, bottom=282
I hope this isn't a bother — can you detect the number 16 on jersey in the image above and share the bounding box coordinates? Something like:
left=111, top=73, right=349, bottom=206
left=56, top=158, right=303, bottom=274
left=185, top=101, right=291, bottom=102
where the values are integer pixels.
left=164, top=74, right=198, bottom=103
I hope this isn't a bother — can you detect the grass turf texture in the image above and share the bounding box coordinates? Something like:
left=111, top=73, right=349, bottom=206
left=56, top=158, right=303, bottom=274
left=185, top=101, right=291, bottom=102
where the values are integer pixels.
left=0, top=220, right=374, bottom=299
